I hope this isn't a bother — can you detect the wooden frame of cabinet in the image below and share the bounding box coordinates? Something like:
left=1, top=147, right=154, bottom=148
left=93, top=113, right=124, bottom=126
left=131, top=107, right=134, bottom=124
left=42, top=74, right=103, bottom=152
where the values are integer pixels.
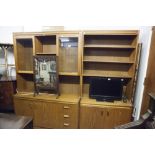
left=13, top=30, right=139, bottom=129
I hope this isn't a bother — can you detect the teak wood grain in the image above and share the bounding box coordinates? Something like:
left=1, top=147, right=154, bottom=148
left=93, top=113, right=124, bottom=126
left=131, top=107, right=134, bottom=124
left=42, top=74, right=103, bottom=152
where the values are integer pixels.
left=13, top=30, right=139, bottom=129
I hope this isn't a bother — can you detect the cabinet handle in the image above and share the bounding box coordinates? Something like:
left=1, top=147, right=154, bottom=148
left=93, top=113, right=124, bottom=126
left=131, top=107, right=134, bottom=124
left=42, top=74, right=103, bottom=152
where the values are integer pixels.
left=64, top=106, right=70, bottom=109
left=101, top=111, right=104, bottom=116
left=64, top=115, right=70, bottom=118
left=64, top=123, right=70, bottom=126
left=107, top=111, right=109, bottom=116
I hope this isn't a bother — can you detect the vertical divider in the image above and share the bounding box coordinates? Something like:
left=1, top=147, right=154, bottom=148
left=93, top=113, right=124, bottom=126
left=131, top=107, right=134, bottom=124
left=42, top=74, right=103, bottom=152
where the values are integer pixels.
left=80, top=31, right=84, bottom=97
left=32, top=36, right=35, bottom=56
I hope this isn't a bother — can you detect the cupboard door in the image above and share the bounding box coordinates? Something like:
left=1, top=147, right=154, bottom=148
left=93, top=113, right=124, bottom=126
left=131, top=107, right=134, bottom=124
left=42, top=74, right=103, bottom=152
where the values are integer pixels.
left=14, top=98, right=33, bottom=117
left=80, top=105, right=132, bottom=129
left=51, top=103, right=64, bottom=128
left=80, top=106, right=107, bottom=129
left=33, top=101, right=53, bottom=128
left=113, top=107, right=132, bottom=127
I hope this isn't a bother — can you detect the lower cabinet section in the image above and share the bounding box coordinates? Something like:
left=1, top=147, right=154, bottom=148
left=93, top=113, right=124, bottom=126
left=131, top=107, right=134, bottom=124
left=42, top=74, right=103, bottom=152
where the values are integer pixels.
left=80, top=105, right=132, bottom=129
left=14, top=96, right=132, bottom=129
left=33, top=101, right=78, bottom=129
left=14, top=97, right=79, bottom=129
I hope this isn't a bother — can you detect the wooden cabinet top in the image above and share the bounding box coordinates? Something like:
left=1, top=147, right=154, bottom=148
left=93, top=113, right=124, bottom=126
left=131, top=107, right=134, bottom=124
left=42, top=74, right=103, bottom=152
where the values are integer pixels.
left=14, top=93, right=80, bottom=104
left=80, top=96, right=132, bottom=108
left=13, top=30, right=139, bottom=37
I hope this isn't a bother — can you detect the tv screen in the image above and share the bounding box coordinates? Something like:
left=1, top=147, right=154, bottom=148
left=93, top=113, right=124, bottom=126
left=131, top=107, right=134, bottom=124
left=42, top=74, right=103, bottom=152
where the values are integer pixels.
left=89, top=77, right=124, bottom=102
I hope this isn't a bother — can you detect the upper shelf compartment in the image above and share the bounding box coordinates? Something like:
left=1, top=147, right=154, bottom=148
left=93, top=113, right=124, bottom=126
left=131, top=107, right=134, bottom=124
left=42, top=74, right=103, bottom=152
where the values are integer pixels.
left=16, top=38, right=33, bottom=72
left=58, top=37, right=79, bottom=75
left=84, top=34, right=138, bottom=47
left=35, top=35, right=56, bottom=55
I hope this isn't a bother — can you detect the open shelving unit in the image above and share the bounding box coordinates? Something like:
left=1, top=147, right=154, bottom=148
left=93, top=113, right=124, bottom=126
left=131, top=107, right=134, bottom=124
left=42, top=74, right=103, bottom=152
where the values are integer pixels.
left=35, top=35, right=56, bottom=55
left=15, top=37, right=34, bottom=92
left=14, top=32, right=82, bottom=96
left=16, top=38, right=34, bottom=72
left=58, top=34, right=81, bottom=97
left=82, top=31, right=139, bottom=101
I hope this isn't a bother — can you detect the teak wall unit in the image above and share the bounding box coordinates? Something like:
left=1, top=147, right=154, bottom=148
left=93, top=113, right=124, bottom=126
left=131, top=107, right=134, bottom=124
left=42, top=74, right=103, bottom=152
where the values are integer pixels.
left=13, top=30, right=139, bottom=129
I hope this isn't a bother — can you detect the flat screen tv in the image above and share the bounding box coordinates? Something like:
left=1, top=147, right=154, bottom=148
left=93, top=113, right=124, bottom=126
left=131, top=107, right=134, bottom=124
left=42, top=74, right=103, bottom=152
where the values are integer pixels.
left=89, top=77, right=124, bottom=102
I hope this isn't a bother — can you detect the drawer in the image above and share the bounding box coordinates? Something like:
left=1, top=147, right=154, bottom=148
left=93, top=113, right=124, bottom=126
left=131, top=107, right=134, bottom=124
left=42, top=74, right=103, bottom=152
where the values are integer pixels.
left=52, top=102, right=79, bottom=129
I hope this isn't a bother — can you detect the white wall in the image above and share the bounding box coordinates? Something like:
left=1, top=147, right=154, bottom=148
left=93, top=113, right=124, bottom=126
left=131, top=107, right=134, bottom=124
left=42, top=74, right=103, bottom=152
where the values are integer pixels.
left=134, top=27, right=152, bottom=120
left=0, top=26, right=152, bottom=119
left=0, top=26, right=23, bottom=43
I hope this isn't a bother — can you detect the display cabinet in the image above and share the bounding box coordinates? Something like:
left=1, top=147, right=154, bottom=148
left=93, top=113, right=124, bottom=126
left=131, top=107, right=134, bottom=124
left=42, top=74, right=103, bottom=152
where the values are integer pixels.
left=0, top=43, right=16, bottom=112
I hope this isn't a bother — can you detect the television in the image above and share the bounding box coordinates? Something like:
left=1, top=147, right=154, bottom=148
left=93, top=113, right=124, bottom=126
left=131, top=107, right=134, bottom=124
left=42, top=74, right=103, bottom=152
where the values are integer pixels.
left=89, top=77, right=124, bottom=102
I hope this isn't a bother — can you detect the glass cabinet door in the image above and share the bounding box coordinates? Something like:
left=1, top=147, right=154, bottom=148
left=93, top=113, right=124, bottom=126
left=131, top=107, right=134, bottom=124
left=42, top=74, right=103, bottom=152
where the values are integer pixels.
left=0, top=46, right=6, bottom=79
left=0, top=46, right=5, bottom=65
left=58, top=36, right=79, bottom=75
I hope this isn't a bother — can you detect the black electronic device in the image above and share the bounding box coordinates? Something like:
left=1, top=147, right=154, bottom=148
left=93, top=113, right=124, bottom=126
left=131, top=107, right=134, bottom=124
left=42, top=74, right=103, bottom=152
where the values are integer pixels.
left=89, top=77, right=124, bottom=102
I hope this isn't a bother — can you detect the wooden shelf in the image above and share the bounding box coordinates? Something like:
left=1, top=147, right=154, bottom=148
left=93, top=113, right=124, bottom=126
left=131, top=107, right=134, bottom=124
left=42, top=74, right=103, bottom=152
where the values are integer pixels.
left=83, top=30, right=138, bottom=35
left=14, top=93, right=80, bottom=104
left=83, top=59, right=134, bottom=64
left=36, top=53, right=56, bottom=55
left=83, top=70, right=132, bottom=78
left=84, top=45, right=136, bottom=49
left=59, top=72, right=79, bottom=76
left=81, top=95, right=132, bottom=107
left=17, top=70, right=33, bottom=74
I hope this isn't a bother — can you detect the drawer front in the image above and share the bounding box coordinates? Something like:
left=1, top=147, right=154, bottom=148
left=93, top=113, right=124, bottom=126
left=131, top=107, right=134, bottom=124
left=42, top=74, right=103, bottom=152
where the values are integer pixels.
left=52, top=103, right=79, bottom=129
left=63, top=104, right=79, bottom=129
left=13, top=97, right=79, bottom=129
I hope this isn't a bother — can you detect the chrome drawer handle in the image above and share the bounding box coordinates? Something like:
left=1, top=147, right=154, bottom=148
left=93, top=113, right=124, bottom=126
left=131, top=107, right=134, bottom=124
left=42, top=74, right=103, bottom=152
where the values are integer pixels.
left=64, top=123, right=70, bottom=126
left=64, top=106, right=70, bottom=109
left=64, top=115, right=70, bottom=118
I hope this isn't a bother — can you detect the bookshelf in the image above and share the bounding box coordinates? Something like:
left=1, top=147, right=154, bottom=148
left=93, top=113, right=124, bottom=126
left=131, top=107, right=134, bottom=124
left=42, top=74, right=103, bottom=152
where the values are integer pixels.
left=82, top=31, right=138, bottom=100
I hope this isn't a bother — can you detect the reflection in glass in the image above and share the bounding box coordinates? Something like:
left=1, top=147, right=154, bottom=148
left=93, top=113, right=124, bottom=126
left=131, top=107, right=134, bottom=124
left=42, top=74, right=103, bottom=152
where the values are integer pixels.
left=0, top=47, right=5, bottom=65
left=59, top=37, right=78, bottom=73
left=33, top=55, right=59, bottom=95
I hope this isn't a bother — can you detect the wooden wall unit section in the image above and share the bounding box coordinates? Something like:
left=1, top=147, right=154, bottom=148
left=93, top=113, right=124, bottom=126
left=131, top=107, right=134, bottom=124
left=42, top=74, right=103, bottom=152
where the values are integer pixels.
left=14, top=94, right=79, bottom=128
left=82, top=30, right=139, bottom=101
left=57, top=32, right=82, bottom=97
left=14, top=36, right=35, bottom=93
